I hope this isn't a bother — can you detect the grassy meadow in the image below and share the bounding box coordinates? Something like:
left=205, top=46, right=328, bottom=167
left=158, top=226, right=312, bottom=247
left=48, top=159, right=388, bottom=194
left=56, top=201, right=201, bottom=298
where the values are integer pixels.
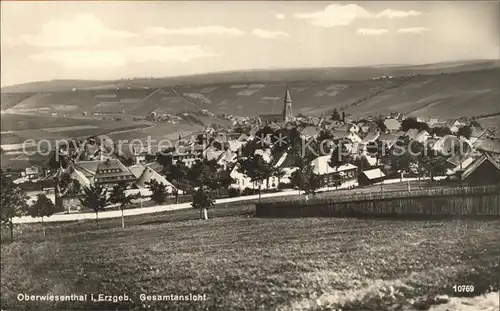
left=1, top=201, right=499, bottom=311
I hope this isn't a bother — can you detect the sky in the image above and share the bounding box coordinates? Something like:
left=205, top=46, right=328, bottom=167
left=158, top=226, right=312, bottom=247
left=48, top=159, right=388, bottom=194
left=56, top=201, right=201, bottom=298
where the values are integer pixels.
left=1, top=1, right=499, bottom=86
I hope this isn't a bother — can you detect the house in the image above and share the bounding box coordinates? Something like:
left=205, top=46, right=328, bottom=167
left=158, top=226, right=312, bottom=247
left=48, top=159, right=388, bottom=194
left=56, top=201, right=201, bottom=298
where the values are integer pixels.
left=79, top=159, right=137, bottom=187
left=378, top=133, right=401, bottom=150
left=203, top=147, right=224, bottom=161
left=383, top=119, right=401, bottom=133
left=415, top=130, right=430, bottom=143
left=21, top=166, right=41, bottom=179
left=216, top=149, right=238, bottom=169
left=258, top=114, right=282, bottom=124
left=228, top=163, right=277, bottom=191
left=473, top=137, right=500, bottom=156
left=254, top=148, right=272, bottom=163
left=129, top=164, right=181, bottom=194
left=430, top=135, right=472, bottom=156
left=336, top=123, right=359, bottom=134
left=446, top=153, right=481, bottom=176
left=331, top=130, right=362, bottom=144
left=445, top=120, right=463, bottom=133
left=325, top=120, right=344, bottom=130
left=227, top=139, right=245, bottom=154
left=456, top=154, right=500, bottom=184
left=469, top=128, right=494, bottom=144
left=428, top=118, right=442, bottom=127
left=168, top=144, right=205, bottom=168
left=271, top=151, right=300, bottom=185
left=300, top=126, right=320, bottom=140
left=362, top=131, right=381, bottom=144
left=358, top=168, right=386, bottom=186
left=405, top=129, right=430, bottom=143
left=357, top=121, right=372, bottom=134
left=310, top=155, right=358, bottom=188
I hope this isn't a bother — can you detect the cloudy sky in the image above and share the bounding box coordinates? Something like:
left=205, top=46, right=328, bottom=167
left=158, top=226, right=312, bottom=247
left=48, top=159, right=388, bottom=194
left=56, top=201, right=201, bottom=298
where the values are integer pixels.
left=1, top=1, right=499, bottom=86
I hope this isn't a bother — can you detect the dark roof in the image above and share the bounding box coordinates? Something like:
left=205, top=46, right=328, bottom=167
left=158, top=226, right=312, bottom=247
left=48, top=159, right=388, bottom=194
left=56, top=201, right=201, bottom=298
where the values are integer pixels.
left=474, top=138, right=500, bottom=154
left=94, top=159, right=136, bottom=184
left=462, top=154, right=500, bottom=179
left=280, top=153, right=302, bottom=168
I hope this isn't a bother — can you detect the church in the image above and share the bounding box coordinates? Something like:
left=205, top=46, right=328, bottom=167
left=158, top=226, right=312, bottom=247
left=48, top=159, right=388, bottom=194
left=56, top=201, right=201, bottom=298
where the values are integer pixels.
left=258, top=87, right=293, bottom=124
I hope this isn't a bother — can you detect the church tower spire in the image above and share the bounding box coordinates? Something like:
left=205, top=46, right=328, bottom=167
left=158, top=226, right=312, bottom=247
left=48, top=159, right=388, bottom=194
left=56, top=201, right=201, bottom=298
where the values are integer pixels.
left=283, top=86, right=293, bottom=122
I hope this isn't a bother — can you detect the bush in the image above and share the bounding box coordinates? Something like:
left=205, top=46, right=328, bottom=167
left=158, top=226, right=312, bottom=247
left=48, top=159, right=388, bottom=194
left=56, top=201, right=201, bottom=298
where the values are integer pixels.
left=278, top=182, right=292, bottom=190
left=228, top=188, right=240, bottom=198
left=241, top=188, right=257, bottom=196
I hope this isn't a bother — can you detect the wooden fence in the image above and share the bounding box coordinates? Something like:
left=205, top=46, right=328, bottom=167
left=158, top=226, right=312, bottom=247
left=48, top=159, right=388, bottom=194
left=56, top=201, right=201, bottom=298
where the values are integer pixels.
left=256, top=184, right=500, bottom=219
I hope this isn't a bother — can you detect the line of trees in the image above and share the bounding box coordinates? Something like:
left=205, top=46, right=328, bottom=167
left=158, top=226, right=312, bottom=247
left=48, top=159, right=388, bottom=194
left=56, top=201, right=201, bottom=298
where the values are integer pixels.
left=1, top=178, right=59, bottom=241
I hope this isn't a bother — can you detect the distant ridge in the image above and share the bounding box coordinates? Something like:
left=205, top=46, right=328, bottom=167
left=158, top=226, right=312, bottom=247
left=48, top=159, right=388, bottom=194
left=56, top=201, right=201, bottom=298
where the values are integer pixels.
left=1, top=59, right=499, bottom=93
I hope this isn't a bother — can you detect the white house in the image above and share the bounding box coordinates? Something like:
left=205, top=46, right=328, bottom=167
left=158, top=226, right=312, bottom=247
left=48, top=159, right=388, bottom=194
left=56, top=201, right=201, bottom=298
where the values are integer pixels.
left=229, top=163, right=278, bottom=191
left=254, top=148, right=272, bottom=163
left=310, top=155, right=359, bottom=188
left=128, top=164, right=181, bottom=194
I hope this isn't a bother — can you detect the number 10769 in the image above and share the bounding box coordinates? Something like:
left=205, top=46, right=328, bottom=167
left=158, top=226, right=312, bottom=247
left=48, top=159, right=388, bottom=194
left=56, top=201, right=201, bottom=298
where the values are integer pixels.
left=452, top=285, right=474, bottom=292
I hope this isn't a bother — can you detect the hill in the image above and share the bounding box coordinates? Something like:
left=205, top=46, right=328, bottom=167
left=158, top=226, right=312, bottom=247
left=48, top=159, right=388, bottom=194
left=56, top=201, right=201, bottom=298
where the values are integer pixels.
left=1, top=60, right=499, bottom=121
left=2, top=59, right=499, bottom=93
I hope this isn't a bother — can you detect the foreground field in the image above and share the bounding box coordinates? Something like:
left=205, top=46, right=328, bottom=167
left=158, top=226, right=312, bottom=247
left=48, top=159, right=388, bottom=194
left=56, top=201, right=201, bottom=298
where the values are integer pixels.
left=1, top=210, right=499, bottom=310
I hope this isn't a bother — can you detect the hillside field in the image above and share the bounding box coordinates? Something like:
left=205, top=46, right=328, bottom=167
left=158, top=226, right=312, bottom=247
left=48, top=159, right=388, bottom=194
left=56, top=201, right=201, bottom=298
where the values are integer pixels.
left=2, top=65, right=500, bottom=121
left=1, top=208, right=499, bottom=311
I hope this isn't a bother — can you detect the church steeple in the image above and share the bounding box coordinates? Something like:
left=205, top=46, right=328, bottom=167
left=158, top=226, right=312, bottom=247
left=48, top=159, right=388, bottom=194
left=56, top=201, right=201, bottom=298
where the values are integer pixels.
left=283, top=86, right=293, bottom=122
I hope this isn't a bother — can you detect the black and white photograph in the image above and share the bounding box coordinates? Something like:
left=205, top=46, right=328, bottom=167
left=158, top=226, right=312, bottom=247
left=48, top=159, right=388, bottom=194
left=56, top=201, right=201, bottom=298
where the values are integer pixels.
left=1, top=1, right=499, bottom=310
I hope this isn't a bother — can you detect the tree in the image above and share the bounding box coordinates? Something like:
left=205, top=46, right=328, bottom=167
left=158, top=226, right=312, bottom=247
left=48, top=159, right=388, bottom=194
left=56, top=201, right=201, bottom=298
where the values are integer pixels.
left=419, top=153, right=448, bottom=182
left=28, top=193, right=56, bottom=236
left=109, top=182, right=139, bottom=228
left=457, top=126, right=472, bottom=140
left=470, top=121, right=482, bottom=129
left=168, top=161, right=188, bottom=183
left=195, top=133, right=206, bottom=145
left=389, top=137, right=424, bottom=181
left=146, top=179, right=168, bottom=204
left=237, top=154, right=272, bottom=199
left=332, top=109, right=341, bottom=121
left=272, top=166, right=286, bottom=186
left=290, top=163, right=320, bottom=196
left=316, top=130, right=334, bottom=155
left=79, top=184, right=108, bottom=230
left=375, top=118, right=387, bottom=133
left=328, top=140, right=353, bottom=189
left=187, top=159, right=218, bottom=189
left=0, top=178, right=29, bottom=241
left=191, top=188, right=215, bottom=220
left=401, top=117, right=430, bottom=132
left=241, top=139, right=261, bottom=158
left=157, top=153, right=174, bottom=173
left=429, top=126, right=452, bottom=137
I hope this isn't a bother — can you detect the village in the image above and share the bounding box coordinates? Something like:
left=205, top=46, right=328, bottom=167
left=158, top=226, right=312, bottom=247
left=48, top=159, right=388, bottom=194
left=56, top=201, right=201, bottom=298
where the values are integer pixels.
left=4, top=86, right=500, bottom=216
